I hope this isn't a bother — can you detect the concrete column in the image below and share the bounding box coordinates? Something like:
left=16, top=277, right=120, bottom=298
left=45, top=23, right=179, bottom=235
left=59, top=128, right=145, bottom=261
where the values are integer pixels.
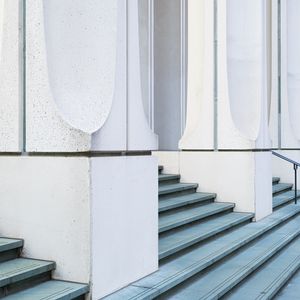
left=166, top=0, right=272, bottom=220
left=179, top=0, right=214, bottom=150
left=279, top=0, right=300, bottom=149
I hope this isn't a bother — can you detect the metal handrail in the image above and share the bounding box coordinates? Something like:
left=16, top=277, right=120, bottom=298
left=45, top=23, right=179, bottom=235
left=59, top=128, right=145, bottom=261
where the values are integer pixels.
left=272, top=151, right=299, bottom=204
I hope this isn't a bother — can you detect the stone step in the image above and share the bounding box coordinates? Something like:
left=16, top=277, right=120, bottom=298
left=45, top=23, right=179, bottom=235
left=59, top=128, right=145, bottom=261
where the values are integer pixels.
left=159, top=192, right=216, bottom=213
left=0, top=258, right=55, bottom=297
left=159, top=213, right=300, bottom=299
left=159, top=174, right=181, bottom=185
left=105, top=203, right=300, bottom=300
left=224, top=235, right=300, bottom=300
left=159, top=212, right=253, bottom=260
left=0, top=238, right=23, bottom=263
left=4, top=280, right=89, bottom=300
left=159, top=202, right=234, bottom=233
left=273, top=190, right=300, bottom=209
left=159, top=183, right=198, bottom=197
left=273, top=177, right=280, bottom=185
left=273, top=183, right=293, bottom=196
left=275, top=268, right=300, bottom=299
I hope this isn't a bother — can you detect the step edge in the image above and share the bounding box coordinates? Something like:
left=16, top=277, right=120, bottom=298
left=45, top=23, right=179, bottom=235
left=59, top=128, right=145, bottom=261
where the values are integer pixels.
left=123, top=207, right=300, bottom=300
left=159, top=204, right=235, bottom=233
left=159, top=213, right=254, bottom=260
left=0, top=260, right=55, bottom=288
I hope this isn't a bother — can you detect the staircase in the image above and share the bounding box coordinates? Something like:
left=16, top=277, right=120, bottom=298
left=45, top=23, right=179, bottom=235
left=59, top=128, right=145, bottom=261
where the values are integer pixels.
left=106, top=166, right=300, bottom=300
left=0, top=240, right=89, bottom=298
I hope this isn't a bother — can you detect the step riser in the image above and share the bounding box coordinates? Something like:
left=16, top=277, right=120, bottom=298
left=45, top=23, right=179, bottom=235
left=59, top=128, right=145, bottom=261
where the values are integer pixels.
left=159, top=198, right=215, bottom=213
left=159, top=217, right=253, bottom=260
left=0, top=271, right=51, bottom=299
left=159, top=188, right=198, bottom=200
left=274, top=198, right=298, bottom=210
left=0, top=249, right=20, bottom=264
left=273, top=188, right=293, bottom=197
left=159, top=179, right=180, bottom=185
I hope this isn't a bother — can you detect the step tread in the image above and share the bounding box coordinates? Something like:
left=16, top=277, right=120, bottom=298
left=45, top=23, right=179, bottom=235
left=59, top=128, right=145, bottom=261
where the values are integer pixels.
left=4, top=280, right=89, bottom=300
left=0, top=258, right=55, bottom=287
left=159, top=192, right=216, bottom=213
left=273, top=183, right=293, bottom=195
left=159, top=212, right=253, bottom=260
left=105, top=203, right=300, bottom=300
left=159, top=174, right=180, bottom=182
left=224, top=235, right=300, bottom=300
left=160, top=214, right=300, bottom=300
left=0, top=238, right=23, bottom=253
left=275, top=268, right=300, bottom=299
left=273, top=190, right=300, bottom=209
left=159, top=202, right=234, bottom=233
left=159, top=183, right=198, bottom=196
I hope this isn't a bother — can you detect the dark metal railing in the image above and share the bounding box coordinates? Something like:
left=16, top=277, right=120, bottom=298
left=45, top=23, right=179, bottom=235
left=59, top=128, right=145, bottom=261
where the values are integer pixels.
left=272, top=151, right=300, bottom=204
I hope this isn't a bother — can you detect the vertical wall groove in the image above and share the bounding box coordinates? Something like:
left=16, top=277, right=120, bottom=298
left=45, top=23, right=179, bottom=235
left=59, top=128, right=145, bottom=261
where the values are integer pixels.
left=214, top=0, right=218, bottom=150
left=278, top=0, right=281, bottom=149
left=21, top=0, right=26, bottom=152
left=180, top=0, right=187, bottom=136
left=148, top=0, right=154, bottom=131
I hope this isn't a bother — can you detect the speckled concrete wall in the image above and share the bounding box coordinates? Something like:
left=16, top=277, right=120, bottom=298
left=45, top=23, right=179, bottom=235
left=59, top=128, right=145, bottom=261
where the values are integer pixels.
left=0, top=0, right=22, bottom=152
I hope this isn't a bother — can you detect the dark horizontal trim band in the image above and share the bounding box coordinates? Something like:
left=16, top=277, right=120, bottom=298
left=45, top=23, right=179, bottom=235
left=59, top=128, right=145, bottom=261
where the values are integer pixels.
left=0, top=151, right=152, bottom=157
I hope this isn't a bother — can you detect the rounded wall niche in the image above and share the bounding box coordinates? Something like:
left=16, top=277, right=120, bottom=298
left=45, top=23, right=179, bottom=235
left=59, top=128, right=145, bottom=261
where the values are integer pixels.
left=43, top=0, right=117, bottom=133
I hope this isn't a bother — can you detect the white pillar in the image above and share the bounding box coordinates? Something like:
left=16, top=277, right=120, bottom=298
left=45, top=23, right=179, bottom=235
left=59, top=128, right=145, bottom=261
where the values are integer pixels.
left=173, top=0, right=272, bottom=221
left=179, top=0, right=214, bottom=150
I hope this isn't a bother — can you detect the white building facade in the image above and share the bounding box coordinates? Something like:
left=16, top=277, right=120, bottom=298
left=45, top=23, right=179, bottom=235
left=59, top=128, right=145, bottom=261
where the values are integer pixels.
left=0, top=0, right=300, bottom=299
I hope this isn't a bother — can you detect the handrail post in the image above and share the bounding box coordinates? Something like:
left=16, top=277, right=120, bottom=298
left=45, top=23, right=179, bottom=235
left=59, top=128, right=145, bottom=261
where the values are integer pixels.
left=294, top=164, right=298, bottom=204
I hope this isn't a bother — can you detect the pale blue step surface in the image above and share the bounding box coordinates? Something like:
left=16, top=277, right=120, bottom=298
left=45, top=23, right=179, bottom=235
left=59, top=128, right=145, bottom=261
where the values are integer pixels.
left=275, top=269, right=300, bottom=299
left=159, top=174, right=180, bottom=183
left=159, top=183, right=198, bottom=196
left=0, top=258, right=55, bottom=287
left=4, top=280, right=89, bottom=300
left=273, top=190, right=300, bottom=209
left=159, top=214, right=300, bottom=300
left=105, top=203, right=300, bottom=300
left=273, top=183, right=293, bottom=195
left=224, top=235, right=300, bottom=300
left=159, top=202, right=234, bottom=233
left=0, top=238, right=23, bottom=253
left=159, top=212, right=253, bottom=260
left=159, top=192, right=216, bottom=213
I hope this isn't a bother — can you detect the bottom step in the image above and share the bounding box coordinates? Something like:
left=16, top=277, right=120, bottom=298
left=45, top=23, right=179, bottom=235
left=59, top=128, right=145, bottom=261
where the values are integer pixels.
left=275, top=269, right=300, bottom=299
left=4, top=280, right=89, bottom=300
left=224, top=235, right=300, bottom=300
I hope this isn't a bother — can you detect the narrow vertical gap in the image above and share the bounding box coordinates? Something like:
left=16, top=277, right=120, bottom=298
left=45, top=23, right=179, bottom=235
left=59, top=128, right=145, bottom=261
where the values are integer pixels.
left=180, top=0, right=187, bottom=136
left=278, top=0, right=281, bottom=149
left=125, top=0, right=129, bottom=151
left=21, top=0, right=26, bottom=153
left=214, top=0, right=218, bottom=151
